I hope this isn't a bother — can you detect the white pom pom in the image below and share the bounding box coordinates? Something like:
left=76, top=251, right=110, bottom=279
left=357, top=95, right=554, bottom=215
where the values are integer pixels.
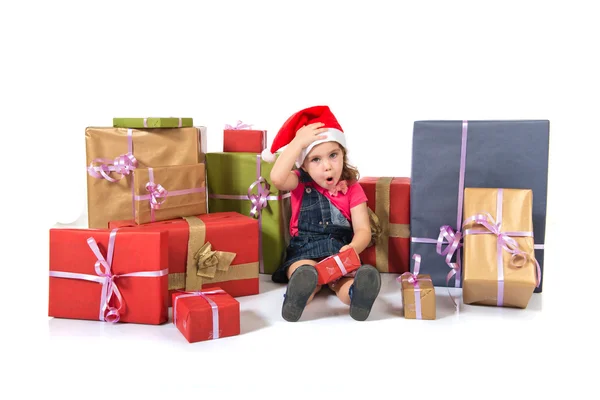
left=261, top=148, right=276, bottom=162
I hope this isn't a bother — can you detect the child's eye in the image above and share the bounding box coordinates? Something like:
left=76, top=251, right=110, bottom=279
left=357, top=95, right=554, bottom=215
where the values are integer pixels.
left=330, top=152, right=338, bottom=159
left=311, top=157, right=320, bottom=163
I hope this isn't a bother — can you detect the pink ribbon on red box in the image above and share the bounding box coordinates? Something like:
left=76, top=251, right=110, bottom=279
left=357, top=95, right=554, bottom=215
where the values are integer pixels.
left=224, top=120, right=253, bottom=130
left=49, top=228, right=168, bottom=323
left=462, top=188, right=541, bottom=307
left=173, top=289, right=227, bottom=340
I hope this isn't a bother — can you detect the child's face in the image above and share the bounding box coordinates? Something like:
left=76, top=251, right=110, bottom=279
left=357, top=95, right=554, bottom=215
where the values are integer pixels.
left=301, top=142, right=344, bottom=190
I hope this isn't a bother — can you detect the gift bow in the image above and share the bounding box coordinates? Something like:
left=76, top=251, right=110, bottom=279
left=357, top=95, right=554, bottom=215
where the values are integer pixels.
left=247, top=177, right=271, bottom=218
left=224, top=120, right=253, bottom=130
left=87, top=152, right=139, bottom=182
left=194, top=242, right=237, bottom=280
left=328, top=180, right=348, bottom=196
left=463, top=212, right=541, bottom=286
left=145, top=181, right=168, bottom=209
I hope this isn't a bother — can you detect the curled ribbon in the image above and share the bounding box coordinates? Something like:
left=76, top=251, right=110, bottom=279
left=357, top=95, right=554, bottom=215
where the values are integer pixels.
left=247, top=177, right=271, bottom=217
left=463, top=212, right=541, bottom=287
left=224, top=120, right=253, bottom=130
left=145, top=182, right=168, bottom=210
left=436, top=225, right=463, bottom=290
left=87, top=153, right=138, bottom=182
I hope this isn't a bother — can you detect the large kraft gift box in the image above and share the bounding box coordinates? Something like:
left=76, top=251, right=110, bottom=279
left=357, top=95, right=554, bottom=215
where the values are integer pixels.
left=85, top=126, right=206, bottom=229
left=48, top=228, right=169, bottom=324
left=172, top=288, right=240, bottom=343
left=410, top=120, right=549, bottom=292
left=462, top=188, right=540, bottom=308
left=133, top=163, right=207, bottom=225
left=358, top=177, right=410, bottom=274
left=206, top=153, right=291, bottom=275
left=109, top=212, right=259, bottom=306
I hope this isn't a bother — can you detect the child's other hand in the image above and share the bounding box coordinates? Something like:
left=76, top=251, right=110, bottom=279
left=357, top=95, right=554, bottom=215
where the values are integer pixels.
left=339, top=244, right=355, bottom=253
left=292, top=122, right=329, bottom=149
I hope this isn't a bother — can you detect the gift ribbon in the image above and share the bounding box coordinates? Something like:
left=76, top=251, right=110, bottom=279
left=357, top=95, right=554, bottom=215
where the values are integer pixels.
left=333, top=254, right=348, bottom=276
left=133, top=167, right=206, bottom=222
left=173, top=289, right=226, bottom=340
left=463, top=188, right=542, bottom=306
left=224, top=120, right=253, bottom=130
left=208, top=154, right=291, bottom=273
left=48, top=228, right=168, bottom=323
left=410, top=121, right=546, bottom=290
left=144, top=117, right=183, bottom=128
left=87, top=128, right=138, bottom=218
left=396, top=254, right=432, bottom=319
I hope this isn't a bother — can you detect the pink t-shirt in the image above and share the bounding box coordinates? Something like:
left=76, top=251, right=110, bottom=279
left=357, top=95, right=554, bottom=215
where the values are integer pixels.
left=289, top=169, right=368, bottom=237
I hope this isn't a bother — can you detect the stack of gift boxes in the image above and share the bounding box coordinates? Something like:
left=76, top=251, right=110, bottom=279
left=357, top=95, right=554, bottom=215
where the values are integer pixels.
left=48, top=117, right=549, bottom=341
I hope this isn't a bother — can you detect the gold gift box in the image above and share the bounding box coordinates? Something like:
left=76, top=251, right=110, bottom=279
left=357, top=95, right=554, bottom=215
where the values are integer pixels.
left=463, top=188, right=538, bottom=308
left=400, top=274, right=436, bottom=320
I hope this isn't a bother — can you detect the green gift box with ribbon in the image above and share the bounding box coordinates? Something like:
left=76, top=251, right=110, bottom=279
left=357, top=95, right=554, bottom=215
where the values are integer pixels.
left=113, top=117, right=193, bottom=128
left=206, top=153, right=291, bottom=275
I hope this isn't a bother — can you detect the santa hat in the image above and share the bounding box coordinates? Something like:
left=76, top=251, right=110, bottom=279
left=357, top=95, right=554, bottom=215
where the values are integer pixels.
left=261, top=105, right=346, bottom=168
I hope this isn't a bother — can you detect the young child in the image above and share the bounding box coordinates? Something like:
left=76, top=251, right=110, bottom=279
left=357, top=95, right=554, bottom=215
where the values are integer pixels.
left=262, top=105, right=381, bottom=322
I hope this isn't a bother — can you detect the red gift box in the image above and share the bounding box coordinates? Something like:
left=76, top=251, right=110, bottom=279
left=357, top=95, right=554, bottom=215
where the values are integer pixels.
left=223, top=129, right=267, bottom=153
left=48, top=228, right=169, bottom=324
left=172, top=288, right=240, bottom=343
left=109, top=212, right=259, bottom=306
left=358, top=177, right=410, bottom=274
left=314, top=247, right=362, bottom=285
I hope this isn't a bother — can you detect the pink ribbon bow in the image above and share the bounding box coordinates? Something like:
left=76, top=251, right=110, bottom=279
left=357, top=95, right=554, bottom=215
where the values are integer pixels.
left=145, top=182, right=168, bottom=210
left=224, top=120, right=253, bottom=130
left=247, top=177, right=271, bottom=217
left=87, top=153, right=138, bottom=182
left=436, top=225, right=463, bottom=288
left=328, top=180, right=348, bottom=196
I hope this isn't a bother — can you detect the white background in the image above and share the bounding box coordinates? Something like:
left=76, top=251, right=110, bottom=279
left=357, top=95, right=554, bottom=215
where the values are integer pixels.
left=1, top=0, right=598, bottom=398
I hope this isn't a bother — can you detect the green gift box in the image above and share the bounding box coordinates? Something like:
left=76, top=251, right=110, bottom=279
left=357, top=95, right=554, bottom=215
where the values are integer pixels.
left=206, top=153, right=291, bottom=275
left=113, top=117, right=193, bottom=128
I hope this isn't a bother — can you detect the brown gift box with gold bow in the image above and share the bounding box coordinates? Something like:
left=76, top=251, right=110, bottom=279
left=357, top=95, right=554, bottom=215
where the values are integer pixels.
left=85, top=126, right=205, bottom=229
left=109, top=212, right=259, bottom=306
left=463, top=188, right=540, bottom=309
left=133, top=163, right=207, bottom=225
left=358, top=177, right=411, bottom=273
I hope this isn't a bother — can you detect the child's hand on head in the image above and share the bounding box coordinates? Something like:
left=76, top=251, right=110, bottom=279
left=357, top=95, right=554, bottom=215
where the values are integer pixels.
left=292, top=122, right=329, bottom=149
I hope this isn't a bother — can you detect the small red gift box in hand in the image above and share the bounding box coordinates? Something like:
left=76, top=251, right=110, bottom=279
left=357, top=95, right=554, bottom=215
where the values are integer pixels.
left=314, top=247, right=362, bottom=285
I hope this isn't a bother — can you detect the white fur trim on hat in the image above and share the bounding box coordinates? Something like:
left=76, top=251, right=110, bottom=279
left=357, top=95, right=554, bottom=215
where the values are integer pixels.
left=295, top=128, right=346, bottom=168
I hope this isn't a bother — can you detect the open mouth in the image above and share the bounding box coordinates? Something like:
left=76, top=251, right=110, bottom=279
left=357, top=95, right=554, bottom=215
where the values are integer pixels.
left=326, top=177, right=334, bottom=184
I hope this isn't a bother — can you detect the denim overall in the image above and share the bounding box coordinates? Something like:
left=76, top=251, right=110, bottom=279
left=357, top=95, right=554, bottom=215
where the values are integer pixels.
left=272, top=169, right=354, bottom=283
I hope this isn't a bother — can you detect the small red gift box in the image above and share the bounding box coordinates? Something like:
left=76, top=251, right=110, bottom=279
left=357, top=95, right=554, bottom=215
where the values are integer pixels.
left=223, top=122, right=266, bottom=153
left=314, top=247, right=362, bottom=285
left=48, top=228, right=169, bottom=325
left=172, top=288, right=240, bottom=343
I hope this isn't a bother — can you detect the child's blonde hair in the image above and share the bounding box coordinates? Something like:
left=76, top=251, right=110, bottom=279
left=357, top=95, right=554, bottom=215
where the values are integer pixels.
left=339, top=144, right=360, bottom=183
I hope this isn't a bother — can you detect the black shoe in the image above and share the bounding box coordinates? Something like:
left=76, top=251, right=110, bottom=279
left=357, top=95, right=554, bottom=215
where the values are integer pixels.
left=282, top=265, right=318, bottom=322
left=349, top=264, right=381, bottom=321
